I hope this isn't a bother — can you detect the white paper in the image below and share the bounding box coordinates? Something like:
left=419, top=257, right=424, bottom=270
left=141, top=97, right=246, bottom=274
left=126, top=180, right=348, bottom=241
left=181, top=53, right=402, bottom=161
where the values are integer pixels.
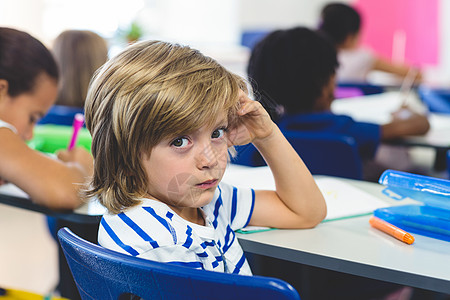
left=223, top=165, right=389, bottom=222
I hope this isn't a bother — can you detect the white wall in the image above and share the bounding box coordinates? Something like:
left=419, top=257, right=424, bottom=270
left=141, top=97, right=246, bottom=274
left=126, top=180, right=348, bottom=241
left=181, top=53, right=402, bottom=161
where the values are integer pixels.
left=238, top=0, right=351, bottom=30
left=0, top=0, right=46, bottom=42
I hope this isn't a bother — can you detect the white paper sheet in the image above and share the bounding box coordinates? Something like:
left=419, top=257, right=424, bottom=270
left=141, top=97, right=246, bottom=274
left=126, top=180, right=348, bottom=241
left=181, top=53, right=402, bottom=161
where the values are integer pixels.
left=223, top=165, right=389, bottom=222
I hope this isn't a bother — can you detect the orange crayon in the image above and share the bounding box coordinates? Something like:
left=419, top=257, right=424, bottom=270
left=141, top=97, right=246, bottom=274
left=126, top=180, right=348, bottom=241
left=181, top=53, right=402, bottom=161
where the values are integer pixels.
left=369, top=216, right=415, bottom=245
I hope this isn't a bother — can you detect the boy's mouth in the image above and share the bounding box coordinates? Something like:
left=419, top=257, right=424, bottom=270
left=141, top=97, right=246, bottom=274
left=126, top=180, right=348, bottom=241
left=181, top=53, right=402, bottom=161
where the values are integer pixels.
left=196, top=179, right=218, bottom=189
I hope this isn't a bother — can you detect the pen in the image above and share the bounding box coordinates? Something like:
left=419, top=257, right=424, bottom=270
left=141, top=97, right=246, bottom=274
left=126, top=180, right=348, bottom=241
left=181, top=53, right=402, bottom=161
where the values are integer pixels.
left=399, top=67, right=418, bottom=108
left=369, top=216, right=415, bottom=245
left=68, top=113, right=85, bottom=150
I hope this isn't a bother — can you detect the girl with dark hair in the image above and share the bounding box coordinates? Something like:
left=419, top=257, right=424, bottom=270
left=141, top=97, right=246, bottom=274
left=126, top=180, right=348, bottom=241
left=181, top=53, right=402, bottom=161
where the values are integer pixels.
left=319, top=2, right=422, bottom=83
left=0, top=27, right=93, bottom=209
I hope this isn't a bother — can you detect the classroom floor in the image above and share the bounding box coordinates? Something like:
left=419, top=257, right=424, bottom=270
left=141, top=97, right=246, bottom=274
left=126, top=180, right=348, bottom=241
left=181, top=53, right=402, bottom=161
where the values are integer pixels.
left=0, top=203, right=59, bottom=295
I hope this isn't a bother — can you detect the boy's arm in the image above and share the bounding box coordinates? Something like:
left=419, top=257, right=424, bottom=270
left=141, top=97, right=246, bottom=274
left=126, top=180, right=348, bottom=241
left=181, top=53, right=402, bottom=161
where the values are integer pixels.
left=228, top=93, right=326, bottom=229
left=249, top=125, right=327, bottom=229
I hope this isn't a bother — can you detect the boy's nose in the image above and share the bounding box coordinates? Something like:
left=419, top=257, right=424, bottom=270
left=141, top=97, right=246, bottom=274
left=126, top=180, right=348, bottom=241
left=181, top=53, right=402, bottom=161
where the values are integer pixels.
left=196, top=143, right=218, bottom=169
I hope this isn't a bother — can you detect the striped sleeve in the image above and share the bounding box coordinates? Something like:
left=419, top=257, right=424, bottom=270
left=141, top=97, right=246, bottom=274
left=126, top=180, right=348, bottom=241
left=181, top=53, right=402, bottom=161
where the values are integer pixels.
left=218, top=182, right=255, bottom=231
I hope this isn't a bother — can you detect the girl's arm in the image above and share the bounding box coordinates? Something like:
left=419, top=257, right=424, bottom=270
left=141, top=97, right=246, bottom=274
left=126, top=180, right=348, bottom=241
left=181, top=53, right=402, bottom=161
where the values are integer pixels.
left=372, top=58, right=423, bottom=83
left=0, top=128, right=93, bottom=209
left=228, top=93, right=327, bottom=229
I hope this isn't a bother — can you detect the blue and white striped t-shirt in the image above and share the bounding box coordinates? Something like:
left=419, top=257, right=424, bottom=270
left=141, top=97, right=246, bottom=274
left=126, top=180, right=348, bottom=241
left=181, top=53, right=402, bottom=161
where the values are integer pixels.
left=98, top=182, right=255, bottom=275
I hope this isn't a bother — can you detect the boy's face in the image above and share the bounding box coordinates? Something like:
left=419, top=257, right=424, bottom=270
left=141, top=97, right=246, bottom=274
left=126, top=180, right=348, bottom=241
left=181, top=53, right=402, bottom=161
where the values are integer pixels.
left=0, top=74, right=57, bottom=141
left=141, top=112, right=229, bottom=218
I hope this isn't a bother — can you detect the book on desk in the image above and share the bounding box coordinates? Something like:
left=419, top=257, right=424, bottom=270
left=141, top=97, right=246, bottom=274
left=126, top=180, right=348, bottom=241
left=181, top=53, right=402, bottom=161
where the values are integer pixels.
left=222, top=165, right=391, bottom=228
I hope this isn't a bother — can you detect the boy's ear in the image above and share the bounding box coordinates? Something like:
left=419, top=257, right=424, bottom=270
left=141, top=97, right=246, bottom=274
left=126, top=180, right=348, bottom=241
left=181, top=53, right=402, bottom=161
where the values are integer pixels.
left=0, top=80, right=9, bottom=98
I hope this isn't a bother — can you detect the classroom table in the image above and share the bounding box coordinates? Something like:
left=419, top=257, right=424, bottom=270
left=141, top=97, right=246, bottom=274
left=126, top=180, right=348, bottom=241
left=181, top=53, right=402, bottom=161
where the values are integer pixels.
left=223, top=165, right=450, bottom=295
left=1, top=164, right=449, bottom=295
left=331, top=90, right=450, bottom=171
left=0, top=183, right=103, bottom=224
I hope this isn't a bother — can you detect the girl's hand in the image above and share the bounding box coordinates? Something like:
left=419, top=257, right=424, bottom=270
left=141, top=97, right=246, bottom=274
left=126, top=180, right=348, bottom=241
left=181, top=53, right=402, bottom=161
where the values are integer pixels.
left=56, top=147, right=94, bottom=178
left=227, top=91, right=275, bottom=146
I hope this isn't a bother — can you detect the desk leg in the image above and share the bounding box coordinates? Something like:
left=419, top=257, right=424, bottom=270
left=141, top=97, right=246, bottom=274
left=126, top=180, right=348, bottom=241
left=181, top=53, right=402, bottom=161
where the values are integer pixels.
left=433, top=149, right=448, bottom=172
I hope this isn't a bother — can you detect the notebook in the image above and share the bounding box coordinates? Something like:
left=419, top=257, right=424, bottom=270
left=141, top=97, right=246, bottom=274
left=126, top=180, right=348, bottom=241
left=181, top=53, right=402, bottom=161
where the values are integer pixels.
left=223, top=165, right=389, bottom=233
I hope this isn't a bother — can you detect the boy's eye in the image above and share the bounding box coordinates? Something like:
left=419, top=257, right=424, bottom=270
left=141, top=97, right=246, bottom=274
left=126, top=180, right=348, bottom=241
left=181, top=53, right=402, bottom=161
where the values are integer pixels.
left=171, top=137, right=189, bottom=148
left=211, top=128, right=225, bottom=139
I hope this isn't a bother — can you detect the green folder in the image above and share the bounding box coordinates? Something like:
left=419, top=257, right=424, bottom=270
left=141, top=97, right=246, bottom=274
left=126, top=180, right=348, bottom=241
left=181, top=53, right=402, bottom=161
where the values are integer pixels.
left=28, top=124, right=92, bottom=153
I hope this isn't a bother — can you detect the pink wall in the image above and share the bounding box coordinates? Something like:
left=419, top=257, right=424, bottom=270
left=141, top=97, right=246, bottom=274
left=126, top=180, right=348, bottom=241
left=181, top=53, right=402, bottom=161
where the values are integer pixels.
left=353, top=0, right=439, bottom=66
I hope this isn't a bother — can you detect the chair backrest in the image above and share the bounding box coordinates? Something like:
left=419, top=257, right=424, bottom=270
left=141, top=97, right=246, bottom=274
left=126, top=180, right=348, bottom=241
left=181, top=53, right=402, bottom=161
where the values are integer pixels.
left=232, top=131, right=363, bottom=180
left=57, top=227, right=300, bottom=300
left=38, top=105, right=84, bottom=126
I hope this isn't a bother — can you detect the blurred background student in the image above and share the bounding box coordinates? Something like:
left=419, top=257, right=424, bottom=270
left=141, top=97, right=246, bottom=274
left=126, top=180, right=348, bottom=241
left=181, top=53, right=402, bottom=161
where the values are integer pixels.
left=46, top=29, right=108, bottom=299
left=247, top=26, right=429, bottom=182
left=0, top=27, right=93, bottom=209
left=318, top=2, right=422, bottom=84
left=52, top=29, right=108, bottom=108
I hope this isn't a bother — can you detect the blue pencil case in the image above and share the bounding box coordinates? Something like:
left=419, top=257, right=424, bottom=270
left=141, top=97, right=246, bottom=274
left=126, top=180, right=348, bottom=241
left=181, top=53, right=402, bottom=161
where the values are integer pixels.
left=375, top=170, right=450, bottom=242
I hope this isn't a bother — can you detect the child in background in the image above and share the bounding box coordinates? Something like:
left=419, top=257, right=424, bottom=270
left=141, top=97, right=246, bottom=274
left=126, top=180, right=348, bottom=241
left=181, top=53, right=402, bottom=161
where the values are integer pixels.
left=52, top=30, right=109, bottom=108
left=0, top=27, right=93, bottom=209
left=85, top=40, right=326, bottom=274
left=319, top=2, right=422, bottom=83
left=247, top=27, right=429, bottom=182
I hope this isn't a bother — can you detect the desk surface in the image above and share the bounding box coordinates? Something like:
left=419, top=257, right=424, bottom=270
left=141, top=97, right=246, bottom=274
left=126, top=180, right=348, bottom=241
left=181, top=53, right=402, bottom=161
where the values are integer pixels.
left=331, top=91, right=450, bottom=149
left=237, top=215, right=450, bottom=294
left=0, top=183, right=103, bottom=224
left=222, top=165, right=450, bottom=294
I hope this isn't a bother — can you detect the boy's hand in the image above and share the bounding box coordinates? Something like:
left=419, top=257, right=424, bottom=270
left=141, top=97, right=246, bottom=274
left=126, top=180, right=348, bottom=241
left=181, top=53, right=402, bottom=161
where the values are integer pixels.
left=227, top=91, right=275, bottom=147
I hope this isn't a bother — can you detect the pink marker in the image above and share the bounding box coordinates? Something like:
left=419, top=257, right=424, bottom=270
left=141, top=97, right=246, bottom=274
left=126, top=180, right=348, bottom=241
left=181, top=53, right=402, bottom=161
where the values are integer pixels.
left=68, top=113, right=85, bottom=150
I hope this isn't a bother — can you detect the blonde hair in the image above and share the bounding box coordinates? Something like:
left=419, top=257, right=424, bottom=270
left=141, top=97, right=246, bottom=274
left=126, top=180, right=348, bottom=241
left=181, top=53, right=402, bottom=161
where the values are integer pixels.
left=52, top=30, right=108, bottom=107
left=85, top=40, right=246, bottom=214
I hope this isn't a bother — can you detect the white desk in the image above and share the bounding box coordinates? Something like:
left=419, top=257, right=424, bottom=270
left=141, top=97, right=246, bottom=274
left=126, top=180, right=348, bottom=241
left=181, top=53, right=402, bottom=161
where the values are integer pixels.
left=222, top=165, right=450, bottom=294
left=332, top=91, right=450, bottom=172
left=0, top=183, right=104, bottom=224
left=331, top=91, right=450, bottom=150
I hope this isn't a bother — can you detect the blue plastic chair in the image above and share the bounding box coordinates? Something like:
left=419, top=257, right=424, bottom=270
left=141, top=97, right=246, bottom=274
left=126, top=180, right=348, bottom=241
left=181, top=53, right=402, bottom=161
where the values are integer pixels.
left=418, top=85, right=450, bottom=114
left=57, top=227, right=300, bottom=300
left=232, top=131, right=363, bottom=180
left=38, top=105, right=84, bottom=126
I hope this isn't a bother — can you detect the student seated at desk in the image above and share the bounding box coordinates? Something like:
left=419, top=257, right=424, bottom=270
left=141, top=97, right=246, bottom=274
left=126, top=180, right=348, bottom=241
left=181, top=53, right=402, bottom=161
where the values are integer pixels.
left=247, top=27, right=430, bottom=182
left=84, top=40, right=326, bottom=274
left=52, top=29, right=109, bottom=108
left=0, top=27, right=93, bottom=209
left=318, top=2, right=422, bottom=84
